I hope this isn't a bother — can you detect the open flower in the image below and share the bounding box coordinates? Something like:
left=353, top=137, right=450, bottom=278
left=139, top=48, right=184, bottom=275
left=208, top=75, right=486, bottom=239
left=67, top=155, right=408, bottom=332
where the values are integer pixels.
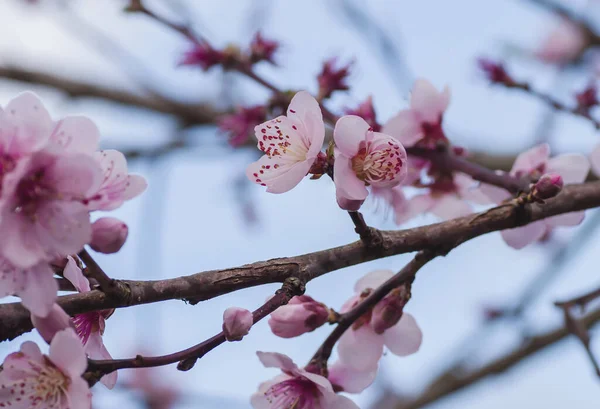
left=481, top=144, right=590, bottom=249
left=382, top=78, right=450, bottom=148
left=246, top=91, right=324, bottom=193
left=334, top=115, right=407, bottom=210
left=0, top=329, right=92, bottom=409
left=337, top=270, right=422, bottom=371
left=251, top=352, right=359, bottom=409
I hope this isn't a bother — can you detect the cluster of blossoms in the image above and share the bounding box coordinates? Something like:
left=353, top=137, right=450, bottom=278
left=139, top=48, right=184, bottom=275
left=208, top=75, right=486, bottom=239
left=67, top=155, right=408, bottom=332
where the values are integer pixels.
left=0, top=92, right=146, bottom=408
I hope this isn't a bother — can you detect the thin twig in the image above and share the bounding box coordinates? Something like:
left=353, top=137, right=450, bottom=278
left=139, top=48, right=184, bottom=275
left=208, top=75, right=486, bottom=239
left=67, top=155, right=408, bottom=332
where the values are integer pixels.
left=78, top=249, right=128, bottom=299
left=348, top=211, right=382, bottom=246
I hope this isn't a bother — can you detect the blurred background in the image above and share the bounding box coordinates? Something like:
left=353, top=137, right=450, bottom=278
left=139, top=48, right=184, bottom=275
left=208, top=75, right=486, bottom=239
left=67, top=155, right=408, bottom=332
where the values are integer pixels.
left=0, top=0, right=599, bottom=407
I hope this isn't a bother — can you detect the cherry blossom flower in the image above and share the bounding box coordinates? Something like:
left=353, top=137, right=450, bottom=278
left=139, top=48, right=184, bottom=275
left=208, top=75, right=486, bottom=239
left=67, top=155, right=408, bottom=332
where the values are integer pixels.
left=481, top=144, right=590, bottom=249
left=535, top=19, right=588, bottom=64
left=317, top=57, right=352, bottom=100
left=251, top=352, right=359, bottom=409
left=0, top=329, right=91, bottom=409
left=246, top=91, right=325, bottom=193
left=333, top=115, right=407, bottom=210
left=344, top=96, right=380, bottom=131
left=268, top=295, right=329, bottom=338
left=90, top=217, right=129, bottom=254
left=87, top=149, right=147, bottom=211
left=336, top=270, right=422, bottom=371
left=0, top=258, right=57, bottom=317
left=394, top=173, right=491, bottom=225
left=382, top=78, right=450, bottom=148
left=222, top=307, right=253, bottom=341
left=219, top=105, right=266, bottom=147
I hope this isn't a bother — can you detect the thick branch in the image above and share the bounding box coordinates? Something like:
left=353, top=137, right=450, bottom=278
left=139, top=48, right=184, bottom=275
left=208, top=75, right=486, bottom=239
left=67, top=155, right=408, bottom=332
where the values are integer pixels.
left=0, top=182, right=598, bottom=341
left=393, top=307, right=600, bottom=409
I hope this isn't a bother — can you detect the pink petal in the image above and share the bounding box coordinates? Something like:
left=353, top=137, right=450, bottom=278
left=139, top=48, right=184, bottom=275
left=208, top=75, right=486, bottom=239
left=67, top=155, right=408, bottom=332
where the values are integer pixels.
left=47, top=154, right=102, bottom=197
left=3, top=92, right=53, bottom=149
left=335, top=190, right=365, bottom=211
left=382, top=313, right=422, bottom=356
left=410, top=79, right=448, bottom=123
left=590, top=144, right=600, bottom=177
left=455, top=173, right=495, bottom=204
left=64, top=256, right=90, bottom=293
left=122, top=174, right=147, bottom=201
left=301, top=371, right=335, bottom=393
left=328, top=360, right=377, bottom=393
left=51, top=116, right=100, bottom=154
left=337, top=326, right=384, bottom=371
left=354, top=270, right=394, bottom=293
left=545, top=211, right=585, bottom=227
left=479, top=182, right=511, bottom=204
left=86, top=332, right=117, bottom=389
left=65, top=377, right=92, bottom=409
left=249, top=156, right=312, bottom=194
left=327, top=395, right=360, bottom=409
left=333, top=115, right=370, bottom=157
left=333, top=154, right=368, bottom=200
left=32, top=303, right=72, bottom=343
left=20, top=341, right=44, bottom=363
left=547, top=154, right=590, bottom=184
left=19, top=263, right=58, bottom=317
left=256, top=351, right=298, bottom=373
left=382, top=110, right=422, bottom=147
left=35, top=201, right=92, bottom=259
left=430, top=194, right=473, bottom=220
left=250, top=375, right=291, bottom=409
left=287, top=91, right=325, bottom=158
left=49, top=328, right=88, bottom=378
left=394, top=194, right=435, bottom=225
left=511, top=144, right=550, bottom=175
left=501, top=221, right=547, bottom=249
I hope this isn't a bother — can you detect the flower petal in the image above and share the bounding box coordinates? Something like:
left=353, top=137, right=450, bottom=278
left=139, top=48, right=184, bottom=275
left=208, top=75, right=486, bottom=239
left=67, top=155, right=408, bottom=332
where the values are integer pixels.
left=354, top=270, right=394, bottom=293
left=547, top=154, right=590, bottom=184
left=479, top=181, right=511, bottom=204
left=287, top=91, right=325, bottom=158
left=328, top=360, right=377, bottom=393
left=382, top=313, right=423, bottom=356
left=31, top=303, right=72, bottom=343
left=63, top=256, right=90, bottom=293
left=430, top=194, right=473, bottom=220
left=3, top=92, right=53, bottom=149
left=65, top=377, right=92, bottom=409
left=256, top=351, right=298, bottom=373
left=545, top=211, right=585, bottom=227
left=501, top=221, right=547, bottom=249
left=49, top=329, right=88, bottom=377
left=337, top=326, right=384, bottom=371
left=19, top=263, right=58, bottom=317
left=382, top=110, right=422, bottom=147
left=333, top=115, right=370, bottom=157
left=511, top=144, right=550, bottom=175
left=410, top=79, right=448, bottom=123
left=51, top=116, right=100, bottom=154
left=590, top=144, right=600, bottom=177
left=394, top=194, right=435, bottom=225
left=333, top=154, right=368, bottom=201
left=86, top=332, right=117, bottom=389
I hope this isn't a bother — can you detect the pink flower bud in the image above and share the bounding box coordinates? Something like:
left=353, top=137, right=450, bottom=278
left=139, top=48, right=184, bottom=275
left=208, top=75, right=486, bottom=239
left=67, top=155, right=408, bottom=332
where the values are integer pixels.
left=249, top=32, right=279, bottom=65
left=344, top=96, right=380, bottom=132
left=179, top=41, right=225, bottom=71
left=477, top=58, right=514, bottom=85
left=90, top=217, right=128, bottom=254
left=371, top=287, right=410, bottom=334
left=222, top=307, right=253, bottom=341
left=218, top=105, right=266, bottom=147
left=532, top=173, right=564, bottom=200
left=268, top=295, right=329, bottom=338
left=317, top=57, right=352, bottom=100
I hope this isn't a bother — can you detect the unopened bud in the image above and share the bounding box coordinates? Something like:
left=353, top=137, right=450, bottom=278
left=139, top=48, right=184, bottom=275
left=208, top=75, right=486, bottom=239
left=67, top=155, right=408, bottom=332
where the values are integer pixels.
left=90, top=218, right=128, bottom=254
left=532, top=173, right=563, bottom=200
left=249, top=32, right=279, bottom=65
left=477, top=58, right=515, bottom=86
left=268, top=295, right=329, bottom=338
left=371, top=286, right=410, bottom=334
left=222, top=307, right=253, bottom=341
left=317, top=57, right=352, bottom=100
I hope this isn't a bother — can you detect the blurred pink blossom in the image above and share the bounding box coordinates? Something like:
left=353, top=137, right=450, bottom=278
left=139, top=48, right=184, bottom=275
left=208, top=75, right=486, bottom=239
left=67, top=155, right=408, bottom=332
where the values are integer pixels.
left=317, top=57, right=352, bottom=100
left=536, top=19, right=588, bottom=64
left=219, top=105, right=266, bottom=147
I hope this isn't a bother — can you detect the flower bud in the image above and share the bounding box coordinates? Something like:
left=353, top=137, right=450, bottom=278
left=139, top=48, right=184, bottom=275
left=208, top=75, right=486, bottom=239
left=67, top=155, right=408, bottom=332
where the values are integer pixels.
left=249, top=32, right=279, bottom=65
left=477, top=58, right=515, bottom=86
left=371, top=286, right=410, bottom=334
left=179, top=41, right=225, bottom=71
left=222, top=307, right=253, bottom=341
left=268, top=295, right=329, bottom=338
left=90, top=217, right=128, bottom=254
left=532, top=173, right=563, bottom=200
left=317, top=57, right=352, bottom=100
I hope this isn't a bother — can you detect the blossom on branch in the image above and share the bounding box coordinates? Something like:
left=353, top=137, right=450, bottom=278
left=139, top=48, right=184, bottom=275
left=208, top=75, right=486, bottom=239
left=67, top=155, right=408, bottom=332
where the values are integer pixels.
left=246, top=91, right=324, bottom=193
left=251, top=352, right=359, bottom=409
left=382, top=78, right=450, bottom=148
left=317, top=57, right=352, bottom=100
left=480, top=144, right=590, bottom=249
left=0, top=329, right=92, bottom=409
left=336, top=270, right=422, bottom=371
left=219, top=105, right=267, bottom=147
left=249, top=32, right=279, bottom=65
left=179, top=41, right=225, bottom=71
left=333, top=115, right=407, bottom=210
left=268, top=295, right=329, bottom=338
left=222, top=306, right=253, bottom=341
left=90, top=217, right=129, bottom=254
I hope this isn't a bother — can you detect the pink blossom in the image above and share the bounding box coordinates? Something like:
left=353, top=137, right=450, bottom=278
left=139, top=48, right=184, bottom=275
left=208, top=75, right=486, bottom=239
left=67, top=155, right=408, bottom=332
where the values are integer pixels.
left=251, top=352, right=359, bottom=409
left=536, top=19, right=588, bottom=64
left=328, top=361, right=377, bottom=393
left=481, top=144, right=590, bottom=249
left=344, top=96, right=381, bottom=132
left=179, top=41, right=225, bottom=71
left=0, top=258, right=57, bottom=317
left=222, top=307, right=253, bottom=341
left=90, top=217, right=128, bottom=254
left=32, top=303, right=73, bottom=343
left=0, top=148, right=102, bottom=268
left=394, top=173, right=491, bottom=224
left=317, top=57, right=352, bottom=100
left=268, top=295, right=329, bottom=338
left=333, top=115, right=407, bottom=210
left=532, top=173, right=563, bottom=200
left=64, top=256, right=117, bottom=388
left=87, top=149, right=147, bottom=211
left=246, top=91, right=325, bottom=193
left=219, top=105, right=266, bottom=147
left=336, top=270, right=422, bottom=371
left=382, top=78, right=450, bottom=148
left=249, top=32, right=279, bottom=65
left=0, top=329, right=92, bottom=409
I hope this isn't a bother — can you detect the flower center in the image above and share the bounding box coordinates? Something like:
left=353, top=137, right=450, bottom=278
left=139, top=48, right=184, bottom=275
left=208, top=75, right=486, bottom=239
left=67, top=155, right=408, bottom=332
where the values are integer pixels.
left=351, top=141, right=404, bottom=184
left=13, top=169, right=57, bottom=219
left=73, top=311, right=103, bottom=345
left=264, top=377, right=321, bottom=409
left=1, top=357, right=70, bottom=409
left=257, top=119, right=308, bottom=162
